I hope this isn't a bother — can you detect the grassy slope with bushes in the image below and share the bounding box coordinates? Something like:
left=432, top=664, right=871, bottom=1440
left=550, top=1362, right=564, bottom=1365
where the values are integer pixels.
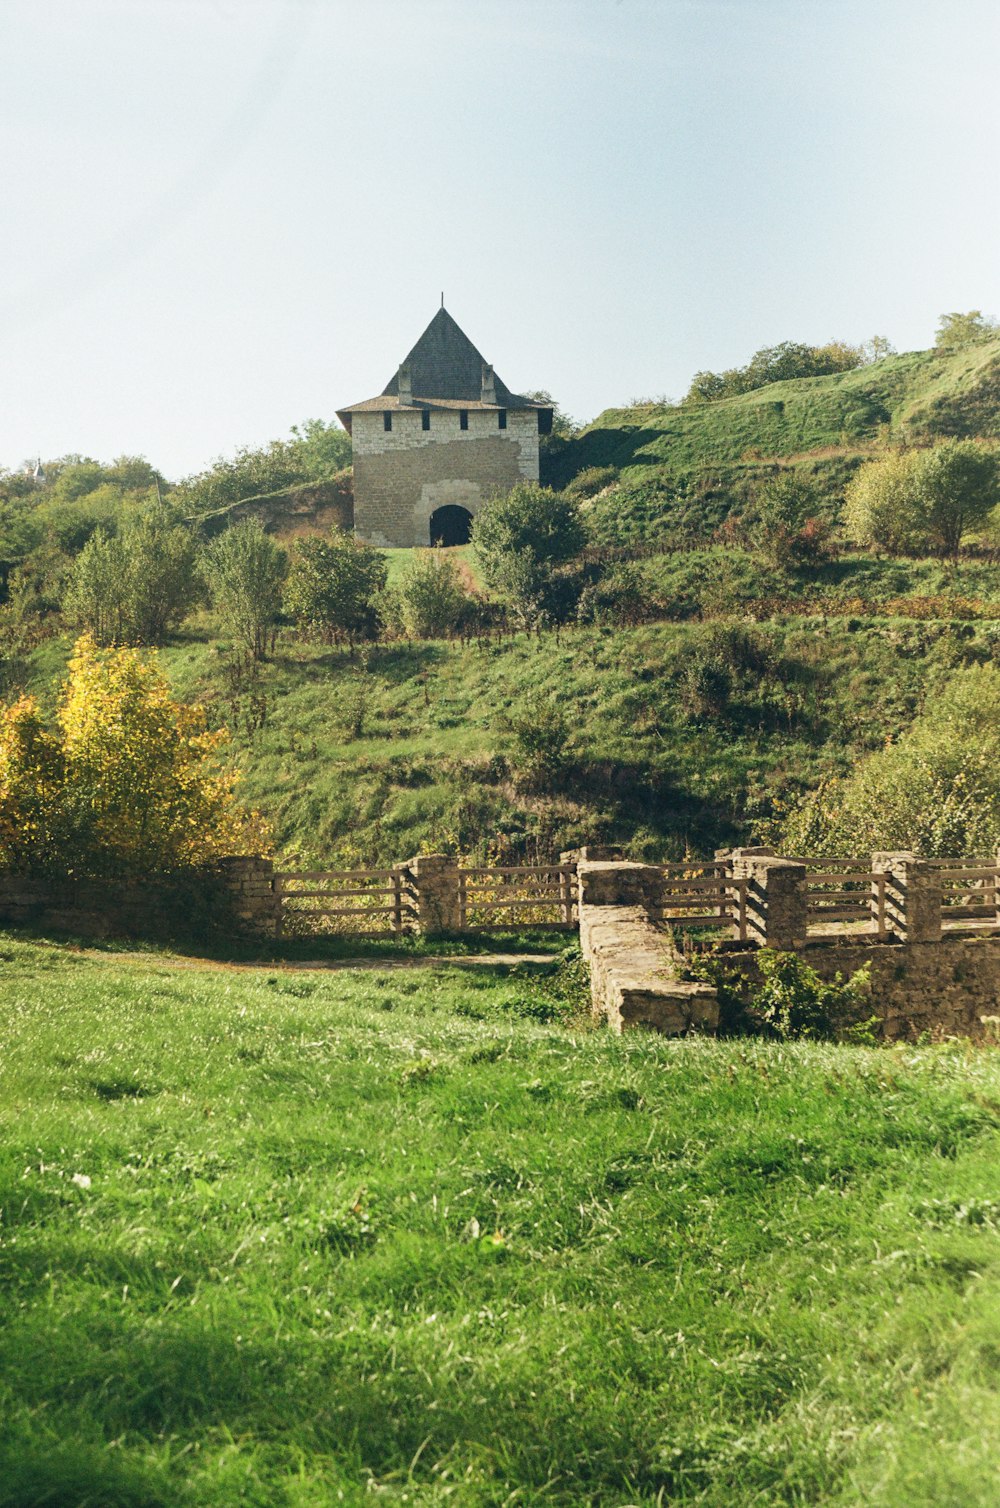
left=17, top=583, right=1000, bottom=868
left=549, top=336, right=1000, bottom=543
left=3, top=935, right=1000, bottom=1505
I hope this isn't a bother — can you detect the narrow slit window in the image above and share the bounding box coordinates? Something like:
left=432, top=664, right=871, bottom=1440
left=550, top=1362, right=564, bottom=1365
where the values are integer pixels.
left=421, top=409, right=430, bottom=431
left=459, top=410, right=469, bottom=430
left=383, top=411, right=392, bottom=432
left=498, top=408, right=507, bottom=429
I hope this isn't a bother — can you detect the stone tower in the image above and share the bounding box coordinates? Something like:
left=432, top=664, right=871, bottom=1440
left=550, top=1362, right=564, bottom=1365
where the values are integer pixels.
left=336, top=307, right=552, bottom=547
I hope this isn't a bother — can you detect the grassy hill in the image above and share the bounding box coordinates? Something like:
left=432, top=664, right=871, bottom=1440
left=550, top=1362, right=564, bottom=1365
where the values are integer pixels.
left=4, top=933, right=1000, bottom=1505
left=550, top=337, right=1000, bottom=544
left=17, top=567, right=1000, bottom=870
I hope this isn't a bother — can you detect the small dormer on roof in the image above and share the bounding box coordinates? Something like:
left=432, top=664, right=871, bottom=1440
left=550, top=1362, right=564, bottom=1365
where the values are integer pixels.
left=336, top=307, right=552, bottom=432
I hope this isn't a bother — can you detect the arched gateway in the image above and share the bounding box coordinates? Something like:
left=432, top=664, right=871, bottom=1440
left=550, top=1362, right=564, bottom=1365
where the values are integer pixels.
left=429, top=503, right=473, bottom=547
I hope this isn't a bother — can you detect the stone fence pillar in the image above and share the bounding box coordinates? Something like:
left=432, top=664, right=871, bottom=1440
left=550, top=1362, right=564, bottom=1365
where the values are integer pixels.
left=407, top=854, right=461, bottom=935
left=560, top=846, right=625, bottom=865
left=212, top=856, right=281, bottom=937
left=576, top=861, right=665, bottom=913
left=872, top=852, right=942, bottom=943
left=728, top=849, right=807, bottom=949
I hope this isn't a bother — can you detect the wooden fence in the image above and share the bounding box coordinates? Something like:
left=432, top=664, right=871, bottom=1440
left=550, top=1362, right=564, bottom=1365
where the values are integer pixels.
left=797, top=858, right=888, bottom=939
left=275, top=869, right=415, bottom=938
left=268, top=851, right=999, bottom=944
left=648, top=862, right=749, bottom=941
left=457, top=865, right=577, bottom=932
left=930, top=860, right=1000, bottom=930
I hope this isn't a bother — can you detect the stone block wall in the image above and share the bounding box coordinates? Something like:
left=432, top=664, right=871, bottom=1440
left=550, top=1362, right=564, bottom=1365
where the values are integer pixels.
left=719, top=934, right=1000, bottom=1041
left=352, top=408, right=539, bottom=546
left=0, top=858, right=281, bottom=944
left=577, top=860, right=719, bottom=1035
left=577, top=856, right=1000, bottom=1041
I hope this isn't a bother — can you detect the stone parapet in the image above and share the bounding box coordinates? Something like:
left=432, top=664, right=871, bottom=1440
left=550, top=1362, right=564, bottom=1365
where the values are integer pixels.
left=576, top=860, right=664, bottom=912
left=579, top=902, right=718, bottom=1036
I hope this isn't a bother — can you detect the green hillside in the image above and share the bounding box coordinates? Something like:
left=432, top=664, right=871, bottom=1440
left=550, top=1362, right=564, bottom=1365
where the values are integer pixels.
left=17, top=579, right=1000, bottom=870
left=551, top=337, right=1000, bottom=543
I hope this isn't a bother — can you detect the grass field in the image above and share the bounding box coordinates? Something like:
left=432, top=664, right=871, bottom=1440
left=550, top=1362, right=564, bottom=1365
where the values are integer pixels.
left=3, top=933, right=1000, bottom=1505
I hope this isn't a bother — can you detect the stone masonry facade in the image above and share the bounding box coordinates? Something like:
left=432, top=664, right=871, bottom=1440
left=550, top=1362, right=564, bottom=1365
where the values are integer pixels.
left=350, top=408, right=539, bottom=547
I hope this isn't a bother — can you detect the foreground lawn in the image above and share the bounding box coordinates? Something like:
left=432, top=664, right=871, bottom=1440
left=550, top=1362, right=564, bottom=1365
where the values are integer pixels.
left=2, top=938, right=1000, bottom=1504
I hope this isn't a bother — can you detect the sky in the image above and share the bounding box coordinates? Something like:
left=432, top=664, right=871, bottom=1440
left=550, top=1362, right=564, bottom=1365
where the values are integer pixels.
left=2, top=0, right=1000, bottom=481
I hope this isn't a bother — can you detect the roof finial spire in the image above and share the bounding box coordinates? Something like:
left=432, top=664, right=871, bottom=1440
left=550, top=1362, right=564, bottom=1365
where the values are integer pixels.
left=441, top=291, right=444, bottom=310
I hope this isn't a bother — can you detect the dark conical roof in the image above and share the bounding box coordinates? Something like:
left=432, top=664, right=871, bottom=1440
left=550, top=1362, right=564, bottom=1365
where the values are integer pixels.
left=381, top=307, right=518, bottom=404
left=336, top=307, right=551, bottom=429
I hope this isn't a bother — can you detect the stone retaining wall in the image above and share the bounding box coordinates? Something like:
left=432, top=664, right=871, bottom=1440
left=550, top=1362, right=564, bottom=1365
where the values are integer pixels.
left=577, top=857, right=1000, bottom=1040
left=719, top=933, right=1000, bottom=1041
left=0, top=857, right=280, bottom=943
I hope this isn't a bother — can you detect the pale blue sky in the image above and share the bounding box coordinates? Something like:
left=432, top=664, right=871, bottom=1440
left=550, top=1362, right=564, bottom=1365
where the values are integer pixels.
left=3, top=0, right=999, bottom=479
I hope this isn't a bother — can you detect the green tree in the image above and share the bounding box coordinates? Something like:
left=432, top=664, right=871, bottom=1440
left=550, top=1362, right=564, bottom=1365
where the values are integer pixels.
left=916, top=438, right=1000, bottom=558
left=845, top=442, right=999, bottom=559
left=522, top=391, right=576, bottom=440
left=178, top=422, right=352, bottom=517
left=861, top=335, right=896, bottom=363
left=934, top=310, right=998, bottom=350
left=389, top=549, right=470, bottom=639
left=203, top=520, right=287, bottom=661
left=473, top=484, right=584, bottom=579
left=472, top=484, right=586, bottom=628
left=64, top=513, right=201, bottom=646
left=288, top=418, right=352, bottom=477
left=284, top=530, right=386, bottom=646
left=843, top=450, right=929, bottom=555
left=684, top=338, right=865, bottom=404
left=64, top=529, right=132, bottom=645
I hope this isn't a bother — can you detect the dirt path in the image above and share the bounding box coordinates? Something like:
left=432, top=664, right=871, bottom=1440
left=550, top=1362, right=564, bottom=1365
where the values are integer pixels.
left=61, top=948, right=559, bottom=974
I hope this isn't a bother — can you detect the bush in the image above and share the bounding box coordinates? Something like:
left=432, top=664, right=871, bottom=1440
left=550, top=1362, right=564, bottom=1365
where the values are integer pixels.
left=749, top=951, right=872, bottom=1040
left=387, top=549, right=470, bottom=639
left=65, top=512, right=201, bottom=646
left=782, top=663, right=1000, bottom=858
left=495, top=692, right=571, bottom=792
left=576, top=562, right=651, bottom=626
left=0, top=636, right=267, bottom=879
left=203, top=519, right=286, bottom=661
left=285, top=530, right=386, bottom=645
left=934, top=310, right=998, bottom=350
left=747, top=473, right=834, bottom=570
left=845, top=441, right=1000, bottom=558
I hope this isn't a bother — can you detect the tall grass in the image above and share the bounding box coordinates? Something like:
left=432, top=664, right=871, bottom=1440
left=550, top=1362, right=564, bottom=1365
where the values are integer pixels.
left=2, top=934, right=1000, bottom=1503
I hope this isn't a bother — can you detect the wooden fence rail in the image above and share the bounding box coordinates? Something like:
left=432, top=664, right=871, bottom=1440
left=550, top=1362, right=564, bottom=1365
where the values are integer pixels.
left=267, top=851, right=999, bottom=944
left=650, top=865, right=749, bottom=941
left=275, top=868, right=415, bottom=938
left=932, top=861, right=999, bottom=928
left=458, top=865, right=577, bottom=932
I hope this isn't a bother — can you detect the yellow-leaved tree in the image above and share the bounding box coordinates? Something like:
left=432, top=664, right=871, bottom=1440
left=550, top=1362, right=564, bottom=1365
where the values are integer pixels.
left=0, top=635, right=268, bottom=878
